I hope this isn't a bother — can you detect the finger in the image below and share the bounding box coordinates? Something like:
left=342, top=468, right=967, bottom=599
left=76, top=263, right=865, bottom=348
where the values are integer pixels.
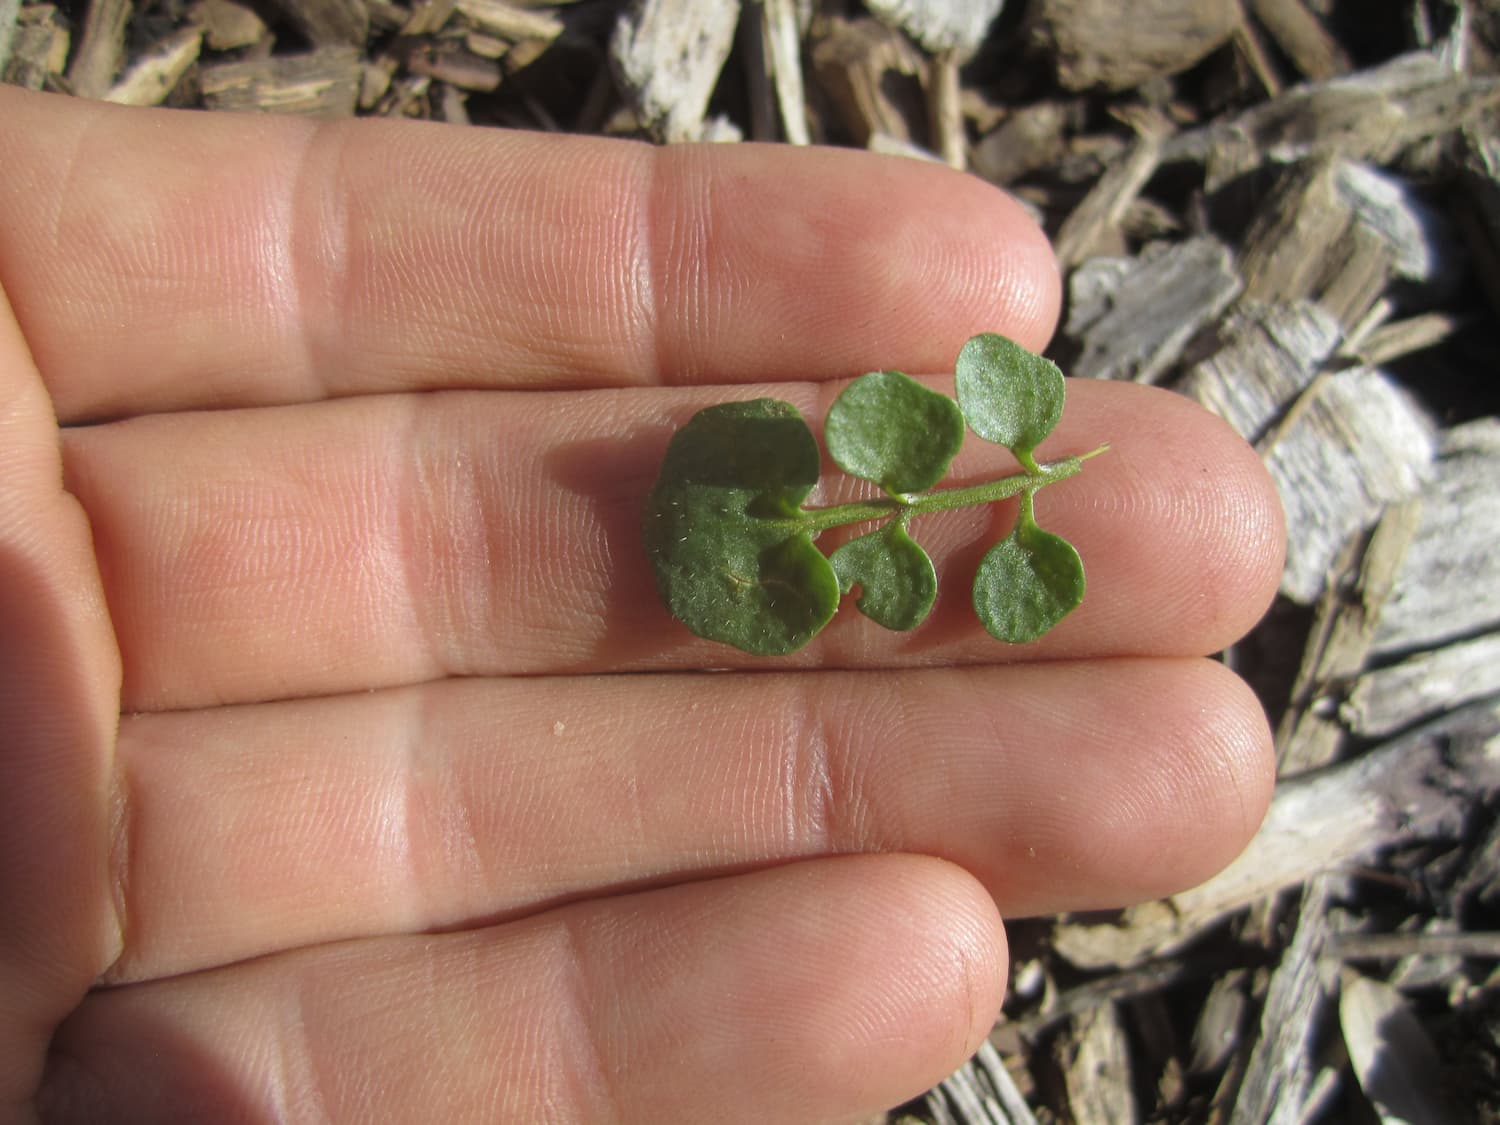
left=106, top=659, right=1269, bottom=983
left=0, top=86, right=1058, bottom=423
left=0, top=285, right=121, bottom=1112
left=42, top=855, right=1004, bottom=1124
left=63, top=379, right=1283, bottom=710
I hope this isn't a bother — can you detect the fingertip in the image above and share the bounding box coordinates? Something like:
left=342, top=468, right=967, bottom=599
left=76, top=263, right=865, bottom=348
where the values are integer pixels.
left=1069, top=657, right=1277, bottom=905
left=745, top=854, right=1010, bottom=1118
left=591, top=852, right=1008, bottom=1121
left=1050, top=381, right=1287, bottom=658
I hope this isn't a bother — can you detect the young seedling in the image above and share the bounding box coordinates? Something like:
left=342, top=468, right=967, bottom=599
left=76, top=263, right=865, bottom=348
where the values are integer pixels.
left=643, top=333, right=1106, bottom=655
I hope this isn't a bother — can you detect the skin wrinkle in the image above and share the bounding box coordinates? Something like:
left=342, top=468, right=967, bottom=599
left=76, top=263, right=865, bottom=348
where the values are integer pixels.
left=284, top=971, right=335, bottom=1125
left=626, top=146, right=659, bottom=385
left=645, top=147, right=691, bottom=387
left=553, top=912, right=625, bottom=1125
left=394, top=394, right=453, bottom=681
left=97, top=750, right=137, bottom=988
left=666, top=148, right=738, bottom=387
left=288, top=119, right=349, bottom=405
left=418, top=688, right=485, bottom=929
left=787, top=678, right=837, bottom=855
left=813, top=680, right=887, bottom=852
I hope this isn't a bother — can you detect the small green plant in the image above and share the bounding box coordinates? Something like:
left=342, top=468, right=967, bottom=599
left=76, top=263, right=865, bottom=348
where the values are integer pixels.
left=643, top=333, right=1106, bottom=655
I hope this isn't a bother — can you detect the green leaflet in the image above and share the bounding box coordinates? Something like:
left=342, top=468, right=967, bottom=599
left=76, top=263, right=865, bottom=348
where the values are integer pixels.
left=955, top=332, right=1065, bottom=463
left=642, top=334, right=1103, bottom=655
left=825, top=369, right=964, bottom=493
left=830, top=522, right=936, bottom=631
left=972, top=495, right=1086, bottom=644
left=642, top=399, right=839, bottom=655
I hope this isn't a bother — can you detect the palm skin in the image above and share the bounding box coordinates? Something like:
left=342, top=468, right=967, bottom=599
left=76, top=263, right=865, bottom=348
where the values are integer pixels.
left=0, top=86, right=1283, bottom=1124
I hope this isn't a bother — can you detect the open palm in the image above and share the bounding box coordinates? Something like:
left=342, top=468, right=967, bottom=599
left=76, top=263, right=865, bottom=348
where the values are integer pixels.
left=0, top=87, right=1283, bottom=1124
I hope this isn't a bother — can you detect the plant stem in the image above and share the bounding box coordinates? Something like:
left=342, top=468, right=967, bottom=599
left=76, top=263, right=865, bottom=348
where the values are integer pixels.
left=793, top=449, right=1099, bottom=535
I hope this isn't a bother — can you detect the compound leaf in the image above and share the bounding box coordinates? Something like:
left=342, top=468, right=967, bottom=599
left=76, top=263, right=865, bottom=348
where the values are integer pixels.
left=643, top=398, right=839, bottom=655
left=830, top=522, right=936, bottom=631
left=972, top=508, right=1084, bottom=643
left=825, top=370, right=965, bottom=493
left=955, top=333, right=1065, bottom=457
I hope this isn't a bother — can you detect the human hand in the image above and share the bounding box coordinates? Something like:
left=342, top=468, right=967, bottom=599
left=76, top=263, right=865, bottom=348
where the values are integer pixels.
left=0, top=87, right=1282, bottom=1123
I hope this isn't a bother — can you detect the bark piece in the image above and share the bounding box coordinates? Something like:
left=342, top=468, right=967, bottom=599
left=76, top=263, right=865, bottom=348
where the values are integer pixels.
left=1052, top=111, right=1172, bottom=268
left=455, top=0, right=563, bottom=41
left=1231, top=877, right=1344, bottom=1125
left=1177, top=299, right=1342, bottom=441
left=67, top=0, right=131, bottom=98
left=611, top=0, right=740, bottom=142
left=1051, top=697, right=1500, bottom=970
left=810, top=15, right=925, bottom=148
left=1333, top=160, right=1460, bottom=289
left=923, top=1039, right=1039, bottom=1125
left=1057, top=1003, right=1137, bottom=1124
left=1276, top=500, right=1422, bottom=774
left=972, top=101, right=1073, bottom=185
left=1247, top=0, right=1349, bottom=80
left=1033, top=0, right=1240, bottom=92
left=200, top=46, right=363, bottom=116
left=191, top=0, right=267, bottom=51
left=928, top=48, right=964, bottom=169
left=1330, top=931, right=1500, bottom=961
left=263, top=0, right=369, bottom=47
left=866, top=0, right=1004, bottom=53
left=1373, top=417, right=1500, bottom=654
left=1063, top=237, right=1241, bottom=382
left=1340, top=973, right=1457, bottom=1125
left=1347, top=629, right=1500, bottom=740
left=1262, top=366, right=1434, bottom=604
left=1190, top=970, right=1250, bottom=1075
left=2, top=7, right=68, bottom=90
left=0, top=0, right=18, bottom=76
left=405, top=40, right=502, bottom=91
left=104, top=25, right=202, bottom=105
left=1164, top=52, right=1500, bottom=184
left=1354, top=311, right=1462, bottom=368
left=1234, top=156, right=1459, bottom=342
left=762, top=0, right=809, bottom=145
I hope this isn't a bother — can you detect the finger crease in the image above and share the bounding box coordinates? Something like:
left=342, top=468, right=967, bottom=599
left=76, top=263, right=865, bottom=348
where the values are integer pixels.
left=554, top=913, right=626, bottom=1125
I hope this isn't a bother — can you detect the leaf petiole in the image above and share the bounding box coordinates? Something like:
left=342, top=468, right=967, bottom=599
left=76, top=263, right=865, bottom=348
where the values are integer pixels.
left=791, top=446, right=1105, bottom=535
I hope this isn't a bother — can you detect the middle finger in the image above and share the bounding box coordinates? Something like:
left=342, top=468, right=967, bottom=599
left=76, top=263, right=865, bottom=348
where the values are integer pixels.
left=65, top=379, right=1282, bottom=711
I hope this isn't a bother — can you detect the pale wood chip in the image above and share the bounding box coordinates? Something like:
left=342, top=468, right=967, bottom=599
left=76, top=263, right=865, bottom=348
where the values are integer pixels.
left=1262, top=367, right=1434, bottom=604
left=1034, top=0, right=1241, bottom=92
left=455, top=0, right=563, bottom=42
left=610, top=0, right=741, bottom=142
left=67, top=0, right=131, bottom=99
left=105, top=25, right=203, bottom=106
left=200, top=46, right=364, bottom=116
left=1373, top=418, right=1500, bottom=654
left=866, top=0, right=1004, bottom=53
left=1177, top=299, right=1341, bottom=441
left=1064, top=237, right=1241, bottom=382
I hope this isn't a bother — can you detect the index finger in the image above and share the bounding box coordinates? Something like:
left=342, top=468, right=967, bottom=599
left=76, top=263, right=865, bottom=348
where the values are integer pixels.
left=0, top=88, right=1059, bottom=423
